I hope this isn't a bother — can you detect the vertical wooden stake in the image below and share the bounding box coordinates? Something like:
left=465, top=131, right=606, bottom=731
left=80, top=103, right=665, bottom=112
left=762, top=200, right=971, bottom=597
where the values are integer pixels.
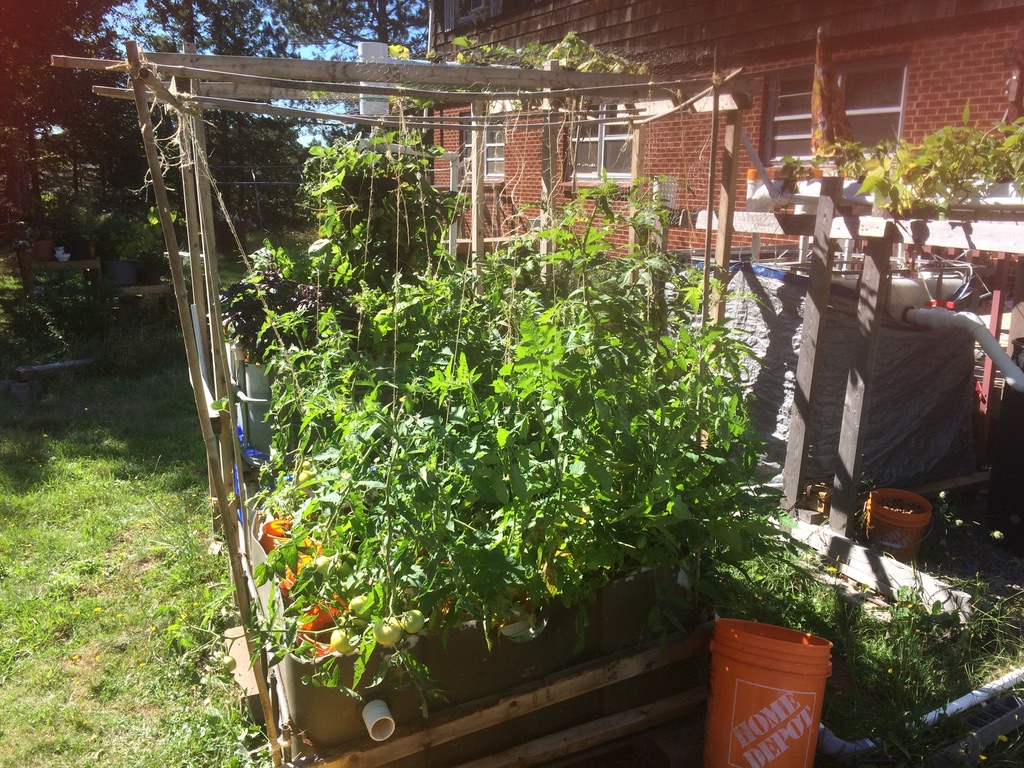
left=700, top=86, right=719, bottom=329
left=830, top=232, right=893, bottom=534
left=539, top=60, right=560, bottom=261
left=711, top=110, right=740, bottom=324
left=470, top=101, right=486, bottom=265
left=781, top=177, right=841, bottom=512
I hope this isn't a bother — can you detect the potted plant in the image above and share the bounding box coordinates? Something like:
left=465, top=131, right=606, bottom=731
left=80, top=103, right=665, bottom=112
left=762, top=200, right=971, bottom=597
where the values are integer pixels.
left=821, top=107, right=1024, bottom=218
left=248, top=136, right=787, bottom=750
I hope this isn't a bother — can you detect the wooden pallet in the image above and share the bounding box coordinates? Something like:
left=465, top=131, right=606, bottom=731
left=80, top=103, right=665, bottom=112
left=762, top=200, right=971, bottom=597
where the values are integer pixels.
left=279, top=626, right=711, bottom=768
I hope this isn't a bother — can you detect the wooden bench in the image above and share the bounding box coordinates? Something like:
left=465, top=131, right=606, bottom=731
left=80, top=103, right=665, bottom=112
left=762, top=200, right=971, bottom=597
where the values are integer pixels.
left=16, top=248, right=101, bottom=297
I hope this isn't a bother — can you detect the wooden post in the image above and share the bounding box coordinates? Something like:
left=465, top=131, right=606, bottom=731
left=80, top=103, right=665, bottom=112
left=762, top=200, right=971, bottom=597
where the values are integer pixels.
left=629, top=121, right=647, bottom=249
left=781, top=177, right=841, bottom=513
left=979, top=252, right=1010, bottom=461
left=470, top=101, right=486, bottom=264
left=539, top=60, right=560, bottom=260
left=711, top=110, right=740, bottom=324
left=830, top=232, right=893, bottom=534
left=700, top=86, right=719, bottom=328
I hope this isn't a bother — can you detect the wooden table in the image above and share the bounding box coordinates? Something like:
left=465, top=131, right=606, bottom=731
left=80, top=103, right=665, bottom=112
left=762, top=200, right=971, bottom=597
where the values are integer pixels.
left=16, top=249, right=101, bottom=297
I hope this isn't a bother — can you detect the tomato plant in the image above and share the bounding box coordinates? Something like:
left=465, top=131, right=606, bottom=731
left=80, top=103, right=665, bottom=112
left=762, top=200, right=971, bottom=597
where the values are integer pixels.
left=250, top=135, right=788, bottom=701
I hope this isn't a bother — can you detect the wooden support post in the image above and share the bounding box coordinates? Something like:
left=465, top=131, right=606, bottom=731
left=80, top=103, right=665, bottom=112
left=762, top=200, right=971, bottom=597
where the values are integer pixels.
left=1009, top=254, right=1024, bottom=357
left=469, top=101, right=486, bottom=264
left=126, top=42, right=282, bottom=767
left=629, top=121, right=647, bottom=249
left=979, top=252, right=1010, bottom=461
left=711, top=110, right=740, bottom=324
left=781, top=177, right=841, bottom=513
left=830, top=232, right=893, bottom=534
left=539, top=60, right=560, bottom=261
left=700, top=85, right=719, bottom=328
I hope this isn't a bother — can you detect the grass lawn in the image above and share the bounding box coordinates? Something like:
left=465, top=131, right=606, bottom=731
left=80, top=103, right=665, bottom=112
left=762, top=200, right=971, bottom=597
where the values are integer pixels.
left=0, top=255, right=269, bottom=768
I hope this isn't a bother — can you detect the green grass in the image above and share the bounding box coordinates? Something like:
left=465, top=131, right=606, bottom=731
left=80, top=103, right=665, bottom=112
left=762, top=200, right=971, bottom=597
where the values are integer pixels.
left=0, top=256, right=269, bottom=768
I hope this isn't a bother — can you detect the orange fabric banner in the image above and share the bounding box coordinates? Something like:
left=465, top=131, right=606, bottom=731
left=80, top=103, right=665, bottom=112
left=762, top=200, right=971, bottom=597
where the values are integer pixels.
left=810, top=27, right=853, bottom=157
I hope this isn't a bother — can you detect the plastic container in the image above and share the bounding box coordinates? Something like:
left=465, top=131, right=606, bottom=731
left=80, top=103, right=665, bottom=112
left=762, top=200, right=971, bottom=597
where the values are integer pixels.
left=704, top=619, right=832, bottom=768
left=865, top=488, right=933, bottom=562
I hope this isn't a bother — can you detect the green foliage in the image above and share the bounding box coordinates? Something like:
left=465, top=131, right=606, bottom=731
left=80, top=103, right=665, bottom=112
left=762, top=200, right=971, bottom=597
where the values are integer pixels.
left=449, top=32, right=648, bottom=75
left=812, top=111, right=1024, bottom=217
left=251, top=139, right=786, bottom=697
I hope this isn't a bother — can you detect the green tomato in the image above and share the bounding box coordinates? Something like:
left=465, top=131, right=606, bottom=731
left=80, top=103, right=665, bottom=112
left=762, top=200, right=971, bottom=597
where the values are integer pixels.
left=373, top=618, right=403, bottom=646
left=328, top=629, right=359, bottom=654
left=399, top=609, right=426, bottom=634
left=348, top=594, right=370, bottom=618
left=315, top=555, right=331, bottom=575
left=219, top=652, right=237, bottom=673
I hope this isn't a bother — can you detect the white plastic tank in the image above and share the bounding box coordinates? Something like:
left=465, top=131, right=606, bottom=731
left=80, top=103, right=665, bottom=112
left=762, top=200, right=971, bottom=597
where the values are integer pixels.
left=357, top=41, right=390, bottom=116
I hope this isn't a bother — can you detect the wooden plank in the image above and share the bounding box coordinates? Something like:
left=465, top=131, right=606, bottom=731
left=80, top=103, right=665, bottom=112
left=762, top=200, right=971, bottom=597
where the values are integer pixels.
left=696, top=211, right=1024, bottom=252
left=308, top=627, right=712, bottom=768
left=906, top=470, right=991, bottom=497
left=788, top=520, right=972, bottom=617
left=454, top=689, right=707, bottom=768
left=139, top=52, right=662, bottom=91
left=830, top=236, right=892, bottom=534
left=711, top=110, right=740, bottom=324
left=781, top=178, right=841, bottom=512
left=979, top=253, right=1010, bottom=460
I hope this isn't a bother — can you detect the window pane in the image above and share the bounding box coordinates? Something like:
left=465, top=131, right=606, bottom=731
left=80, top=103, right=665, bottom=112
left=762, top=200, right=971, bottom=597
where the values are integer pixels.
left=773, top=137, right=812, bottom=160
left=848, top=111, right=901, bottom=145
left=844, top=67, right=903, bottom=110
left=603, top=138, right=633, bottom=175
left=574, top=142, right=599, bottom=176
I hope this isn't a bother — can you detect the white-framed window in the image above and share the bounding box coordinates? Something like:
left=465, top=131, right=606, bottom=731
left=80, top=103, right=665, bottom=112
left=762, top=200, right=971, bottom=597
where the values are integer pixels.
left=571, top=104, right=634, bottom=180
left=484, top=126, right=505, bottom=179
left=768, top=60, right=906, bottom=161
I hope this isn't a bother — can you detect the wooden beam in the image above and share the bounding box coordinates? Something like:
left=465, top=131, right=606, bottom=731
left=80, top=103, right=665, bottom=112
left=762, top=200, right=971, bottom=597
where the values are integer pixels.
left=830, top=234, right=893, bottom=534
left=979, top=253, right=1011, bottom=461
left=781, top=178, right=841, bottom=513
left=455, top=689, right=707, bottom=768
left=309, top=628, right=711, bottom=768
left=711, top=110, right=740, bottom=324
left=697, top=210, right=1024, bottom=252
left=470, top=102, right=486, bottom=262
left=139, top=51, right=666, bottom=91
left=788, top=520, right=971, bottom=617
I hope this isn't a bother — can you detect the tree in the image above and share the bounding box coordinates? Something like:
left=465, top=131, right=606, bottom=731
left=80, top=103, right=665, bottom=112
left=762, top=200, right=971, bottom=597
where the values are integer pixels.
left=0, top=0, right=126, bottom=234
left=266, top=0, right=429, bottom=57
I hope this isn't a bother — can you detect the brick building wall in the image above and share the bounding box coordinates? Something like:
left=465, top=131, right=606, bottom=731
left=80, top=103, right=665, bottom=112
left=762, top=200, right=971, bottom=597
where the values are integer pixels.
left=433, top=10, right=1023, bottom=250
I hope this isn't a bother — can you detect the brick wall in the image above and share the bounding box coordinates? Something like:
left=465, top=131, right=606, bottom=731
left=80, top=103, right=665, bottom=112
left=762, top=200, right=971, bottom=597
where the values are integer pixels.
left=435, top=19, right=1024, bottom=251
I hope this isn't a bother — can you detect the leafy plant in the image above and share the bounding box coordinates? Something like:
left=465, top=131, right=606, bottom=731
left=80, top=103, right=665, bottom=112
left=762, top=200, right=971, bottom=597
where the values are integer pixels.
left=249, top=137, right=789, bottom=701
left=813, top=108, right=1024, bottom=217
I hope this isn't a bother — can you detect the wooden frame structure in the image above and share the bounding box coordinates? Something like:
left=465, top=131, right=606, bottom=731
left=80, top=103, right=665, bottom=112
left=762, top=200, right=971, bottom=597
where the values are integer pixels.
left=53, top=42, right=753, bottom=767
left=697, top=197, right=1024, bottom=533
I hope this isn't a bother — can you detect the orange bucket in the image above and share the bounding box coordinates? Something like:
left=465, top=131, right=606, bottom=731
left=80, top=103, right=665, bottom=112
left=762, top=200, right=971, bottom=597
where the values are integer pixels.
left=704, top=619, right=832, bottom=768
left=865, top=488, right=932, bottom=562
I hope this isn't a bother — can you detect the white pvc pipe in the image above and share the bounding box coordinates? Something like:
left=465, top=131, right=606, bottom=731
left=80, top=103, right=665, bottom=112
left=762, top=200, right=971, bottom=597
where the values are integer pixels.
left=361, top=699, right=395, bottom=741
left=919, top=663, right=1024, bottom=726
left=904, top=308, right=1024, bottom=392
left=746, top=177, right=872, bottom=212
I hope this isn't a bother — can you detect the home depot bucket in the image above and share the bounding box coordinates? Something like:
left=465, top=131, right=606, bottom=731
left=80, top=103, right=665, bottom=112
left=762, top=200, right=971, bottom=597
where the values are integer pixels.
left=704, top=619, right=832, bottom=768
left=865, top=488, right=933, bottom=562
